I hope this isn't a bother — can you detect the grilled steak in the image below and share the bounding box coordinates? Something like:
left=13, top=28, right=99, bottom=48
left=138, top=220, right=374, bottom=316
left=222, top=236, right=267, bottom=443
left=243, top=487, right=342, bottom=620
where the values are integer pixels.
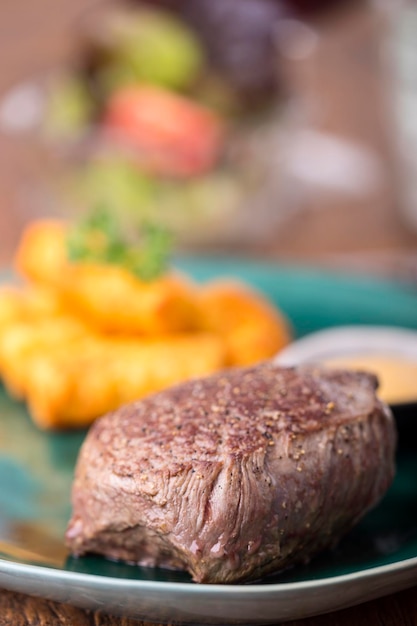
left=66, top=362, right=396, bottom=584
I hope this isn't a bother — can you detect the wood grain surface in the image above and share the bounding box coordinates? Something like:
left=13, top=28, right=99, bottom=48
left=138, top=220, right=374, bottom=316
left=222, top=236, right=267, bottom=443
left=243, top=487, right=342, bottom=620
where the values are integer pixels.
left=1, top=585, right=417, bottom=625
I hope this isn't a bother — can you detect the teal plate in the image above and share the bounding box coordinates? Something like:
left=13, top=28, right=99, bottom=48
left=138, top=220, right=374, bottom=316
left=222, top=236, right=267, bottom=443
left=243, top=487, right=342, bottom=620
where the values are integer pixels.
left=1, top=258, right=417, bottom=624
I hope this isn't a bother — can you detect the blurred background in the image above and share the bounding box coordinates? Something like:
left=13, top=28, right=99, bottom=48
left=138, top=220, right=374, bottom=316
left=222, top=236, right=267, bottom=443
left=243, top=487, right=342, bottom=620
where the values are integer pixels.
left=0, top=0, right=417, bottom=278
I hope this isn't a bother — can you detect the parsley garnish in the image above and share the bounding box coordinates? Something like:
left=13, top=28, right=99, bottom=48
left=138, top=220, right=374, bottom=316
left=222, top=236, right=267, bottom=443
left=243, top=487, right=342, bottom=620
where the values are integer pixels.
left=66, top=205, right=172, bottom=281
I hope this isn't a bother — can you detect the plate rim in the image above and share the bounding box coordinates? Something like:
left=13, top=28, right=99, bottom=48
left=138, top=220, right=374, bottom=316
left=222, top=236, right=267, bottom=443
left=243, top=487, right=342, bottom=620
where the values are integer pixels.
left=0, top=553, right=417, bottom=624
left=1, top=552, right=417, bottom=594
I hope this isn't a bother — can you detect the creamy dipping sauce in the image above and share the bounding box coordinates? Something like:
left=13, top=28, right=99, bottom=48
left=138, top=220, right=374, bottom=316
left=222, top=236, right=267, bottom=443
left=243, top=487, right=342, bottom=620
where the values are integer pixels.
left=324, top=354, right=417, bottom=405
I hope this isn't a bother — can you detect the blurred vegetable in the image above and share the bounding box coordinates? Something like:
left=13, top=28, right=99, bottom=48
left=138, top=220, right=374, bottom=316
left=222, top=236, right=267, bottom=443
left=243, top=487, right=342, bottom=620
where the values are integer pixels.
left=73, top=158, right=157, bottom=218
left=90, top=7, right=204, bottom=93
left=44, top=75, right=94, bottom=138
left=103, top=85, right=224, bottom=177
left=180, top=0, right=284, bottom=101
left=281, top=0, right=349, bottom=17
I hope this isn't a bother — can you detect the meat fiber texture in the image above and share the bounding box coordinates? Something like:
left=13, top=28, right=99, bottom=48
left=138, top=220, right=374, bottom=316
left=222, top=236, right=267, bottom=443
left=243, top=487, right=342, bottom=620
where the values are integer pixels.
left=66, top=362, right=396, bottom=584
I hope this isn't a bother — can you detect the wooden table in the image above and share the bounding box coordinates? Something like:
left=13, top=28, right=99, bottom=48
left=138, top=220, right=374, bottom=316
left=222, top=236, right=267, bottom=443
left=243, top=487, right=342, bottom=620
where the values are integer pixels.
left=0, top=0, right=416, bottom=624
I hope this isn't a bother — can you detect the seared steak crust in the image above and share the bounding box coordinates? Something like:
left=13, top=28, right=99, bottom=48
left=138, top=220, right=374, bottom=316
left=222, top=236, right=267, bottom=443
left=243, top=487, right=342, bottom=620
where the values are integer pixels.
left=66, top=362, right=396, bottom=583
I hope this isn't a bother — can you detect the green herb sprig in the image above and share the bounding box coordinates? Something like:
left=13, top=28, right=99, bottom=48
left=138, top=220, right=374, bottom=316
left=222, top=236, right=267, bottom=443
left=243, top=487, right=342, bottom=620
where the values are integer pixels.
left=66, top=205, right=172, bottom=281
